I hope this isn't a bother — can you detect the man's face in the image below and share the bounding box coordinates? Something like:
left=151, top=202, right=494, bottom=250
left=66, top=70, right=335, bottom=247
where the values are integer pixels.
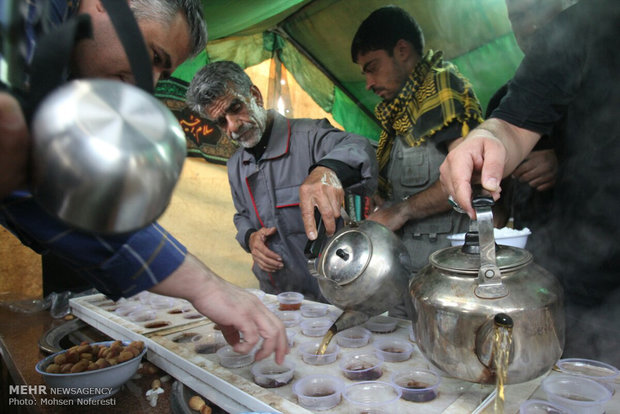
left=72, top=10, right=192, bottom=86
left=204, top=89, right=268, bottom=149
left=356, top=49, right=410, bottom=101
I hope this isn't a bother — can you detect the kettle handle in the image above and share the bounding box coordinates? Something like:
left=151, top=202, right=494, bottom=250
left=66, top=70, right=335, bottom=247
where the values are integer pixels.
left=304, top=208, right=328, bottom=260
left=473, top=188, right=509, bottom=299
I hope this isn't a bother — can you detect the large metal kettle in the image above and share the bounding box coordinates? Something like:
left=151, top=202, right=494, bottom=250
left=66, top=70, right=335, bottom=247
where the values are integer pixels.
left=306, top=209, right=413, bottom=331
left=409, top=193, right=565, bottom=384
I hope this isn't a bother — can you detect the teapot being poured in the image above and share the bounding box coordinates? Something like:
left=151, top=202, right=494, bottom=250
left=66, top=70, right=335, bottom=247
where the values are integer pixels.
left=306, top=208, right=413, bottom=333
left=409, top=191, right=565, bottom=384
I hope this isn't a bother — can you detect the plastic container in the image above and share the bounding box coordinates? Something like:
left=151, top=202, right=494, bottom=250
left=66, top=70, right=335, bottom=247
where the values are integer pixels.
left=335, top=326, right=371, bottom=348
left=275, top=311, right=302, bottom=328
left=339, top=351, right=384, bottom=381
left=191, top=331, right=226, bottom=354
left=301, top=318, right=332, bottom=337
left=216, top=345, right=255, bottom=368
left=365, top=315, right=398, bottom=333
left=128, top=309, right=157, bottom=322
left=301, top=303, right=328, bottom=318
left=114, top=303, right=143, bottom=316
left=286, top=329, right=297, bottom=347
left=135, top=291, right=152, bottom=304
left=292, top=374, right=344, bottom=411
left=519, top=399, right=575, bottom=414
left=277, top=292, right=304, bottom=311
left=298, top=340, right=339, bottom=365
left=342, top=381, right=401, bottom=413
left=373, top=337, right=414, bottom=362
left=556, top=358, right=618, bottom=394
left=447, top=227, right=531, bottom=248
left=148, top=294, right=177, bottom=309
left=391, top=369, right=441, bottom=402
left=251, top=358, right=295, bottom=388
left=542, top=374, right=612, bottom=414
left=408, top=323, right=416, bottom=342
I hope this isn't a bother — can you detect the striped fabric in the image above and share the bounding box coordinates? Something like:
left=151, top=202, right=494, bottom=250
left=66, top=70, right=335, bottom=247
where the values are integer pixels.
left=374, top=50, right=483, bottom=197
left=0, top=193, right=187, bottom=300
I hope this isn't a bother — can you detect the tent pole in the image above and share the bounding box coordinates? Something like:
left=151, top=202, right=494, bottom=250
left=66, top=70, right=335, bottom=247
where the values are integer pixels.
left=271, top=27, right=380, bottom=128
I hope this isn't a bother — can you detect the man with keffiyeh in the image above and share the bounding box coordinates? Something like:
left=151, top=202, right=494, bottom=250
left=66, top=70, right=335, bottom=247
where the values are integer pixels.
left=351, top=6, right=484, bottom=276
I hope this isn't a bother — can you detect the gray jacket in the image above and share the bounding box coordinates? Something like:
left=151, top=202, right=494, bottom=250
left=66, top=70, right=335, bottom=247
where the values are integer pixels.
left=227, top=111, right=377, bottom=300
left=387, top=134, right=469, bottom=272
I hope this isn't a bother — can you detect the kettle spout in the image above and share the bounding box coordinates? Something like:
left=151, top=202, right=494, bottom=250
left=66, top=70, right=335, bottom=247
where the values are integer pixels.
left=328, top=310, right=369, bottom=335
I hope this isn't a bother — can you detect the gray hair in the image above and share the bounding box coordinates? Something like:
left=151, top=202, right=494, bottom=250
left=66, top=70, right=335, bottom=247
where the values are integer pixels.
left=186, top=61, right=253, bottom=116
left=129, top=0, right=207, bottom=57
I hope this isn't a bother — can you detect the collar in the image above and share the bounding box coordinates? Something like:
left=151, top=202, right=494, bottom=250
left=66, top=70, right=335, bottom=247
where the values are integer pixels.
left=241, top=110, right=291, bottom=164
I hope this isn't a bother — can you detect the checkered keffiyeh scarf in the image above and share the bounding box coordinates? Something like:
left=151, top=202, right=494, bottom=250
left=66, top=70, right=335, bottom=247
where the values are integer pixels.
left=374, top=50, right=483, bottom=198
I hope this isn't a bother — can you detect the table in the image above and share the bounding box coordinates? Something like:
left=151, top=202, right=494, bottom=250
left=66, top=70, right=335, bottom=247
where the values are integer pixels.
left=0, top=305, right=180, bottom=414
left=70, top=292, right=620, bottom=414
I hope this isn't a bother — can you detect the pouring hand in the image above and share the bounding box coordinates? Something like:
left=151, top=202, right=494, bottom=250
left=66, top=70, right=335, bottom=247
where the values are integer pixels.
left=512, top=149, right=557, bottom=191
left=149, top=253, right=289, bottom=364
left=0, top=92, right=30, bottom=198
left=299, top=166, right=344, bottom=240
left=440, top=128, right=505, bottom=218
left=249, top=227, right=283, bottom=273
left=440, top=120, right=542, bottom=219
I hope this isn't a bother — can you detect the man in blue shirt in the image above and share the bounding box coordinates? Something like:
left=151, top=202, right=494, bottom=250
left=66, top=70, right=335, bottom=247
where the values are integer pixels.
left=0, top=0, right=288, bottom=363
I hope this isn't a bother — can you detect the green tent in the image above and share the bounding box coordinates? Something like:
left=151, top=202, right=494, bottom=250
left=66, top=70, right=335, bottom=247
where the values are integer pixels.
left=156, top=0, right=523, bottom=143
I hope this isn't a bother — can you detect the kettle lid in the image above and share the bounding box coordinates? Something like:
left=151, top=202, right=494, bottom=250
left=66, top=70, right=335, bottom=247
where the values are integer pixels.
left=320, top=229, right=371, bottom=285
left=429, top=242, right=532, bottom=275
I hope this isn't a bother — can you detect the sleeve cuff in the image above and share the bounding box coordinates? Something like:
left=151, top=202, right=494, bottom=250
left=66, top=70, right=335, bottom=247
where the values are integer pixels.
left=243, top=229, right=257, bottom=252
left=312, top=159, right=361, bottom=188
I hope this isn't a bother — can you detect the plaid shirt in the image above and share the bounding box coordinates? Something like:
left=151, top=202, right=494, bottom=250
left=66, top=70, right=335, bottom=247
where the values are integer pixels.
left=1, top=193, right=187, bottom=299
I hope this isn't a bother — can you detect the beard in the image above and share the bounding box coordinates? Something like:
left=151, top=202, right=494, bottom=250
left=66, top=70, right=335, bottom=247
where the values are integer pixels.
left=232, top=97, right=268, bottom=149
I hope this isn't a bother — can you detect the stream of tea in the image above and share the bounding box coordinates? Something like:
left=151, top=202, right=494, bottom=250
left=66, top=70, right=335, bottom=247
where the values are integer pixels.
left=493, top=314, right=514, bottom=414
left=316, top=329, right=335, bottom=356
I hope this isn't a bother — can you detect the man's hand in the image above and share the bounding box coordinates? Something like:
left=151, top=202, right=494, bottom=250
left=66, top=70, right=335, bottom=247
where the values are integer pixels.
left=440, top=119, right=541, bottom=218
left=512, top=149, right=557, bottom=191
left=299, top=166, right=345, bottom=240
left=440, top=129, right=506, bottom=218
left=0, top=93, right=30, bottom=198
left=150, top=254, right=289, bottom=364
left=249, top=227, right=283, bottom=272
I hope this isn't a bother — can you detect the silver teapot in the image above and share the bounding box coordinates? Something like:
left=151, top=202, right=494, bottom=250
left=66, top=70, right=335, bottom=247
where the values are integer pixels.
left=409, top=193, right=565, bottom=384
left=307, top=209, right=413, bottom=331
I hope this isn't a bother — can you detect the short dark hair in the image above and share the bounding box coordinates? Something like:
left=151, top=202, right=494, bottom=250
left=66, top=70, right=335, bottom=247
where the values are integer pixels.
left=351, top=5, right=424, bottom=63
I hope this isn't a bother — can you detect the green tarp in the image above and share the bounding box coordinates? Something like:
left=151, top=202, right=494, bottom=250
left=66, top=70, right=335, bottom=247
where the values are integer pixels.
left=157, top=0, right=523, bottom=141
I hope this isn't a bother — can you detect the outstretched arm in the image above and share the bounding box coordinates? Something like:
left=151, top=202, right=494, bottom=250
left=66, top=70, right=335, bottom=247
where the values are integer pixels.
left=149, top=253, right=289, bottom=364
left=366, top=180, right=451, bottom=231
